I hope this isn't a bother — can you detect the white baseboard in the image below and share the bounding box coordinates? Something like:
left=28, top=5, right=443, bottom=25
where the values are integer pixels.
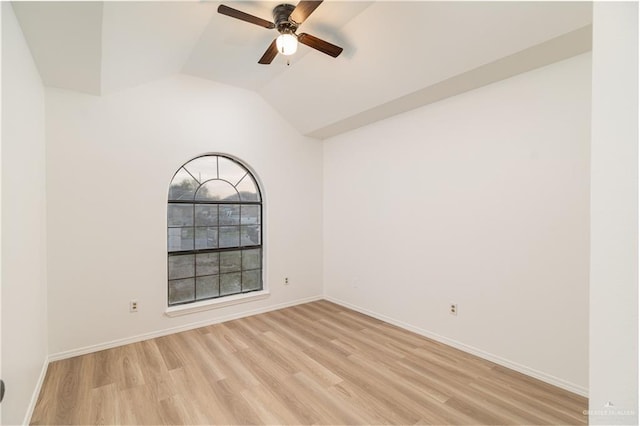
left=48, top=295, right=322, bottom=362
left=23, top=358, right=49, bottom=425
left=325, top=296, right=589, bottom=398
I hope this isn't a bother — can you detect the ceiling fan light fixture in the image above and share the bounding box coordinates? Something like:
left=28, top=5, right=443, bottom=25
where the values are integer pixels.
left=218, top=1, right=343, bottom=64
left=276, top=33, right=298, bottom=56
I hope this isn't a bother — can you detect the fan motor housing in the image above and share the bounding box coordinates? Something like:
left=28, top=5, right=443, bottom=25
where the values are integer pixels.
left=273, top=4, right=297, bottom=33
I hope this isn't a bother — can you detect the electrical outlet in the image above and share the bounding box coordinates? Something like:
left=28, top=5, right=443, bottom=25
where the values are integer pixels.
left=449, top=303, right=457, bottom=316
left=284, top=277, right=289, bottom=285
left=130, top=300, right=138, bottom=313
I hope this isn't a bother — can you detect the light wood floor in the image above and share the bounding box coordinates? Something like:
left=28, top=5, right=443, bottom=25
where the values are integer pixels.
left=31, top=300, right=587, bottom=425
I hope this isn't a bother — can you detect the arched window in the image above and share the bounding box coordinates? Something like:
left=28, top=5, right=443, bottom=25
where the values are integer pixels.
left=167, top=154, right=262, bottom=306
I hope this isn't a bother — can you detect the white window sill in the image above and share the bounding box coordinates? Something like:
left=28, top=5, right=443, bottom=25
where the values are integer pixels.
left=165, top=290, right=270, bottom=317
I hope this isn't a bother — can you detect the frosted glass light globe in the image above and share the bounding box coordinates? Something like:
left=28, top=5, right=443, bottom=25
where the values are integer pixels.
left=276, top=33, right=298, bottom=56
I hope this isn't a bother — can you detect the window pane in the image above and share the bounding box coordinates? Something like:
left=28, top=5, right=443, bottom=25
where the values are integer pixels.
left=196, top=275, right=219, bottom=300
left=168, top=227, right=194, bottom=251
left=169, top=168, right=199, bottom=201
left=219, top=226, right=240, bottom=248
left=195, top=205, right=217, bottom=226
left=220, top=273, right=241, bottom=296
left=168, top=254, right=194, bottom=280
left=195, top=227, right=218, bottom=250
left=242, top=270, right=261, bottom=292
left=218, top=157, right=248, bottom=187
left=196, top=252, right=219, bottom=276
left=240, top=205, right=260, bottom=225
left=219, top=204, right=240, bottom=225
left=220, top=251, right=241, bottom=273
left=168, top=155, right=263, bottom=307
left=237, top=174, right=260, bottom=202
left=242, top=248, right=261, bottom=270
left=184, top=156, right=217, bottom=184
left=168, top=204, right=193, bottom=227
left=240, top=225, right=260, bottom=246
left=195, top=180, right=239, bottom=202
left=169, top=278, right=195, bottom=305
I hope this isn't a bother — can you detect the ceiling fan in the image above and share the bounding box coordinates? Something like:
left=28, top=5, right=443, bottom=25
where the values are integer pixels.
left=217, top=1, right=344, bottom=64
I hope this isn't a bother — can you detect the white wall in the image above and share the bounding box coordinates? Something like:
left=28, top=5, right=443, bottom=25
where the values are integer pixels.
left=589, top=2, right=638, bottom=424
left=45, top=75, right=323, bottom=356
left=1, top=3, right=48, bottom=424
left=323, top=53, right=591, bottom=394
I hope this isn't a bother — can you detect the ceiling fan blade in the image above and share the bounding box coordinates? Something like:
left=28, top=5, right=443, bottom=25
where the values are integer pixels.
left=298, top=33, right=343, bottom=58
left=290, top=1, right=323, bottom=25
left=258, top=39, right=279, bottom=64
left=217, top=4, right=275, bottom=29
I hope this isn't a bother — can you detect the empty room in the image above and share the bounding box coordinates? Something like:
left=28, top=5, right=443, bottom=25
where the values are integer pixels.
left=1, top=1, right=637, bottom=425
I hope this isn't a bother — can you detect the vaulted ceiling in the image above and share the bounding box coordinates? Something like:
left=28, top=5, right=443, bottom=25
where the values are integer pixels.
left=11, top=1, right=592, bottom=139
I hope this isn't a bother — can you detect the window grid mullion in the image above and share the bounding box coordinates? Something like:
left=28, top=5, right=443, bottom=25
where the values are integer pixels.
left=193, top=202, right=197, bottom=301
left=217, top=202, right=221, bottom=296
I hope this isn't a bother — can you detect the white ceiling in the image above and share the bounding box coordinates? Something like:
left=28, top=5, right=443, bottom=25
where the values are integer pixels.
left=11, top=1, right=593, bottom=138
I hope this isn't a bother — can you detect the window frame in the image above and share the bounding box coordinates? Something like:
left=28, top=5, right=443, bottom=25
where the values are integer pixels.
left=165, top=154, right=267, bottom=315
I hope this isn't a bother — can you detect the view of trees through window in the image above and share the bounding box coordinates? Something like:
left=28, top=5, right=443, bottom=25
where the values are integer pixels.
left=167, top=155, right=262, bottom=306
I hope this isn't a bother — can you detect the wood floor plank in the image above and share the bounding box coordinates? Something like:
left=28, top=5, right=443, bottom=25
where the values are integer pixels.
left=154, top=334, right=185, bottom=371
left=31, top=301, right=588, bottom=425
left=168, top=366, right=227, bottom=424
left=117, top=345, right=145, bottom=390
left=88, top=383, right=119, bottom=425
left=119, top=384, right=165, bottom=424
left=303, top=344, right=427, bottom=424
left=240, top=385, right=300, bottom=425
left=290, top=371, right=369, bottom=424
left=262, top=330, right=343, bottom=387
left=328, top=380, right=409, bottom=425
left=30, top=361, right=61, bottom=425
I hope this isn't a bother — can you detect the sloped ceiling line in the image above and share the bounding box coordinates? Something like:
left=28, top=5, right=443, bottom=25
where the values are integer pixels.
left=308, top=25, right=593, bottom=140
